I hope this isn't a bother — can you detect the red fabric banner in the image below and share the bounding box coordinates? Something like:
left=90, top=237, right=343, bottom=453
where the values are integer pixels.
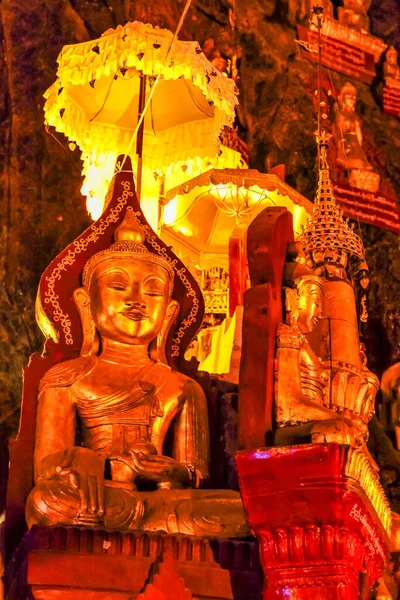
left=384, top=84, right=400, bottom=118
left=333, top=183, right=400, bottom=233
left=297, top=25, right=376, bottom=84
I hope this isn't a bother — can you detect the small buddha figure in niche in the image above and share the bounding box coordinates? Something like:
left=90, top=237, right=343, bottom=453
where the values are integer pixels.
left=384, top=46, right=400, bottom=83
left=26, top=210, right=248, bottom=537
left=290, top=0, right=333, bottom=25
left=335, top=81, right=372, bottom=171
left=338, top=0, right=371, bottom=34
left=275, top=268, right=359, bottom=446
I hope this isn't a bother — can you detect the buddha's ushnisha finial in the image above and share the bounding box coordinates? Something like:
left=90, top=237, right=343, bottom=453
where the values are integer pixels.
left=114, top=209, right=146, bottom=244
left=82, top=210, right=175, bottom=288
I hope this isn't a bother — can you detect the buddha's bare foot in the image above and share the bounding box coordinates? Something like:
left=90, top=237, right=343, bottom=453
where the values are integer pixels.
left=311, top=419, right=362, bottom=446
left=169, top=490, right=250, bottom=537
left=277, top=395, right=350, bottom=428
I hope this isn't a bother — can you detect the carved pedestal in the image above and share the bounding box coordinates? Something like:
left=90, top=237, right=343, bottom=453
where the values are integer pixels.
left=5, top=527, right=262, bottom=600
left=236, top=444, right=389, bottom=599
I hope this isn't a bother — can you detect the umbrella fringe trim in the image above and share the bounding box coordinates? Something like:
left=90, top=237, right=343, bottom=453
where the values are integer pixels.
left=44, top=86, right=233, bottom=166
left=51, top=21, right=238, bottom=119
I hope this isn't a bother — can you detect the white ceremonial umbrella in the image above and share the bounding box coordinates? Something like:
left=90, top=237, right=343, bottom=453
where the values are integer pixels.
left=44, top=21, right=243, bottom=226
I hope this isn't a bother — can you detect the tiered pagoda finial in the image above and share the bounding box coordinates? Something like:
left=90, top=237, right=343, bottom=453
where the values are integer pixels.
left=298, top=3, right=368, bottom=282
left=297, top=136, right=367, bottom=278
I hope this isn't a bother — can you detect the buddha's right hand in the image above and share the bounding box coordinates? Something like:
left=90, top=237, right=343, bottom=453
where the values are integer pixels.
left=38, top=447, right=105, bottom=518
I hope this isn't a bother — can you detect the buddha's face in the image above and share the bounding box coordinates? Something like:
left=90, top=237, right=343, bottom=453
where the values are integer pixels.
left=89, top=257, right=171, bottom=345
left=342, top=91, right=356, bottom=111
left=387, top=50, right=398, bottom=66
left=297, top=283, right=323, bottom=334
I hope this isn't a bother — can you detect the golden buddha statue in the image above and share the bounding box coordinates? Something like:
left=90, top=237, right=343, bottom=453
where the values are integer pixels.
left=335, top=82, right=380, bottom=192
left=290, top=137, right=379, bottom=446
left=26, top=209, right=248, bottom=537
left=338, top=0, right=371, bottom=34
left=289, top=0, right=333, bottom=25
left=274, top=268, right=357, bottom=446
left=384, top=46, right=400, bottom=84
left=335, top=82, right=372, bottom=171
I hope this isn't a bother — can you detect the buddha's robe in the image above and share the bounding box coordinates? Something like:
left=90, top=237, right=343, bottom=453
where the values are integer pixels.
left=27, top=355, right=248, bottom=535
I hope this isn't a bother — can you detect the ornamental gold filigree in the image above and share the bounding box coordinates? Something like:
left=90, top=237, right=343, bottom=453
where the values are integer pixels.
left=201, top=267, right=229, bottom=316
left=345, top=446, right=392, bottom=538
left=134, top=213, right=200, bottom=359
left=297, top=158, right=366, bottom=269
left=27, top=207, right=249, bottom=539
left=41, top=181, right=132, bottom=345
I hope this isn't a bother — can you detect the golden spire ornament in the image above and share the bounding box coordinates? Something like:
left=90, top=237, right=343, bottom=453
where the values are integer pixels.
left=297, top=3, right=369, bottom=307
left=297, top=132, right=367, bottom=280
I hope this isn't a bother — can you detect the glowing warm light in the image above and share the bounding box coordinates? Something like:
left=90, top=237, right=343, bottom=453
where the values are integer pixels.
left=291, top=204, right=303, bottom=236
left=176, top=224, right=193, bottom=237
left=162, top=196, right=180, bottom=226
left=35, top=293, right=59, bottom=344
left=43, top=21, right=243, bottom=223
left=77, top=146, right=244, bottom=225
left=161, top=170, right=313, bottom=273
left=198, top=307, right=241, bottom=376
left=140, top=194, right=159, bottom=232
left=81, top=154, right=117, bottom=219
left=209, top=183, right=270, bottom=221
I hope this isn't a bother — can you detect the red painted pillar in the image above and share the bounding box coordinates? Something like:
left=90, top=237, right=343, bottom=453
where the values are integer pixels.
left=236, top=444, right=388, bottom=600
left=228, top=222, right=249, bottom=317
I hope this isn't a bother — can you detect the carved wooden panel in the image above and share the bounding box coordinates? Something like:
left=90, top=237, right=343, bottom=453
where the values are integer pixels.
left=137, top=550, right=193, bottom=600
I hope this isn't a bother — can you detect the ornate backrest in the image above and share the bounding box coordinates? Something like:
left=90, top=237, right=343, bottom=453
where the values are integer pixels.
left=5, top=158, right=204, bottom=557
left=238, top=207, right=294, bottom=449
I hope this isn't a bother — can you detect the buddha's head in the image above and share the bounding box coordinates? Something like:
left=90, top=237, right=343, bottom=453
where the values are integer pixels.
left=75, top=210, right=178, bottom=357
left=285, top=275, right=324, bottom=334
left=386, top=46, right=398, bottom=67
left=339, top=82, right=357, bottom=112
left=296, top=276, right=324, bottom=333
left=343, top=0, right=370, bottom=11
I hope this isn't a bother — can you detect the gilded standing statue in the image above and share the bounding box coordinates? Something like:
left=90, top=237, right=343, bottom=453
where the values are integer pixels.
left=26, top=209, right=248, bottom=537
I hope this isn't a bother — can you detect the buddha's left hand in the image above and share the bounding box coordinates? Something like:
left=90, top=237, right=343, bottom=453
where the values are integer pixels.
left=129, top=452, right=190, bottom=488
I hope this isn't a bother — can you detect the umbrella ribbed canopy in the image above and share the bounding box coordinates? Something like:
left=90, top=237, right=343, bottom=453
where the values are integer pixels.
left=44, top=21, right=242, bottom=221
left=161, top=168, right=313, bottom=269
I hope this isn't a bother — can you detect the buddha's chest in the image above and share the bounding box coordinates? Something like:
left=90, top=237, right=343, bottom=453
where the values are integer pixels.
left=71, top=364, right=182, bottom=454
left=72, top=371, right=164, bottom=424
left=73, top=379, right=163, bottom=456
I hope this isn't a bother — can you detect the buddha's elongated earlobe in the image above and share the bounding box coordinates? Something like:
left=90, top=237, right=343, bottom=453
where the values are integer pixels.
left=150, top=300, right=180, bottom=365
left=73, top=288, right=99, bottom=357
left=284, top=287, right=299, bottom=327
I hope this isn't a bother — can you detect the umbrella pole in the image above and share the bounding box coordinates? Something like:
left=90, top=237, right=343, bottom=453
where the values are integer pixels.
left=136, top=73, right=146, bottom=202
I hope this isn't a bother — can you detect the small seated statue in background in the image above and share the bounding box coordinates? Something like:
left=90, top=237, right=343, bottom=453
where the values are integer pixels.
left=335, top=82, right=371, bottom=171
left=335, top=82, right=380, bottom=192
left=338, top=0, right=371, bottom=34
left=292, top=0, right=334, bottom=24
left=274, top=266, right=357, bottom=446
left=384, top=46, right=400, bottom=84
left=26, top=210, right=248, bottom=538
